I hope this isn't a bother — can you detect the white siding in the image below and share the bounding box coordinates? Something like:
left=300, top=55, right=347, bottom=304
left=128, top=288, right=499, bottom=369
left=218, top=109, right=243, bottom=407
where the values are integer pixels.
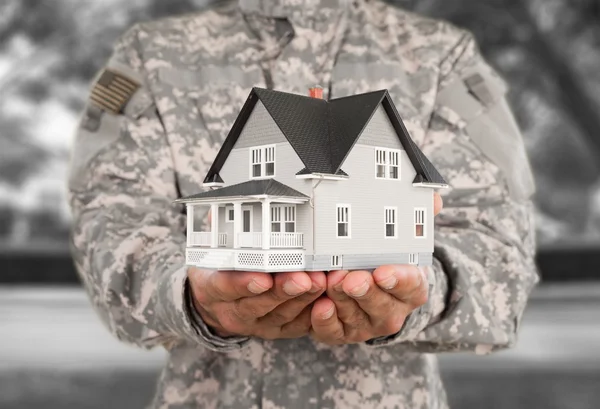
left=356, top=105, right=404, bottom=149
left=233, top=101, right=287, bottom=149
left=313, top=144, right=434, bottom=255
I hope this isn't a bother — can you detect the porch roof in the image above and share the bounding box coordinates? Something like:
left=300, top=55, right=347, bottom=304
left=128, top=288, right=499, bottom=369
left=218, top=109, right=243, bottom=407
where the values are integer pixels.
left=174, top=179, right=309, bottom=204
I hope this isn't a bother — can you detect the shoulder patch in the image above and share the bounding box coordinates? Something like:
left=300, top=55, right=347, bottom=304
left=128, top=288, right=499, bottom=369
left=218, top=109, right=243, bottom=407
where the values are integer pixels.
left=90, top=69, right=140, bottom=114
left=464, top=73, right=495, bottom=107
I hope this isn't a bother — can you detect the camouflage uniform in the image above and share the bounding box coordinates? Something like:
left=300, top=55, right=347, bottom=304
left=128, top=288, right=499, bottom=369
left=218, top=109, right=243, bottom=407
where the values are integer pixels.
left=68, top=0, right=539, bottom=407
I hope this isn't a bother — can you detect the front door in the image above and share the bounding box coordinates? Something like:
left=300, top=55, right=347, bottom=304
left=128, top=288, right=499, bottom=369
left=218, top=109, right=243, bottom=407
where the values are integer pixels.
left=242, top=206, right=252, bottom=233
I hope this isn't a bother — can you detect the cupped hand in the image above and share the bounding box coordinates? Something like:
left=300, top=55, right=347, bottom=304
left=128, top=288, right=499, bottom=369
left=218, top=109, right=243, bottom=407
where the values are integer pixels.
left=308, top=192, right=443, bottom=345
left=187, top=267, right=326, bottom=340
left=309, top=265, right=428, bottom=345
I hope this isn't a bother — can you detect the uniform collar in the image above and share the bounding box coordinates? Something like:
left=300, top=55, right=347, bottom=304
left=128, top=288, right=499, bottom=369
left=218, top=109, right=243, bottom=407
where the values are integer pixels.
left=238, top=0, right=354, bottom=19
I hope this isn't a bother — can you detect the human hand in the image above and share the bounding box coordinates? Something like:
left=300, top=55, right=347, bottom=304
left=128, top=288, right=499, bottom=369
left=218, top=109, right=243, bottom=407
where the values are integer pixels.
left=309, top=265, right=428, bottom=345
left=308, top=192, right=443, bottom=345
left=187, top=267, right=326, bottom=340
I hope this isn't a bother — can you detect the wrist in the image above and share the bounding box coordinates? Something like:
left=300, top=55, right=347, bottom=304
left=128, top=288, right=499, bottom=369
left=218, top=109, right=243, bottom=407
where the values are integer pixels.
left=186, top=280, right=238, bottom=338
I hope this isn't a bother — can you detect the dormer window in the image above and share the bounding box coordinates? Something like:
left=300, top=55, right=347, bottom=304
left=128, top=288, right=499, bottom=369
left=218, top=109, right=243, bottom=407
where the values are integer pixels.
left=375, top=148, right=400, bottom=180
left=250, top=145, right=276, bottom=179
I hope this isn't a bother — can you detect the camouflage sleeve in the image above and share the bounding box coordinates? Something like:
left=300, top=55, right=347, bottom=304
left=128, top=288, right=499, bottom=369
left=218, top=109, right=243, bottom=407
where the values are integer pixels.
left=367, top=32, right=540, bottom=353
left=68, top=26, right=248, bottom=352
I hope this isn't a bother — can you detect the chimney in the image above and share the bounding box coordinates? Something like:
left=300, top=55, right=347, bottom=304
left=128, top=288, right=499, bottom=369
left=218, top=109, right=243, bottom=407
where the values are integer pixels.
left=309, top=86, right=324, bottom=99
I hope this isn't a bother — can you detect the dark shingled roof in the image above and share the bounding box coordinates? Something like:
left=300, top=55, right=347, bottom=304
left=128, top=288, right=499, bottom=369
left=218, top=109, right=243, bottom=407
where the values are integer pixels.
left=175, top=179, right=309, bottom=203
left=203, top=88, right=446, bottom=186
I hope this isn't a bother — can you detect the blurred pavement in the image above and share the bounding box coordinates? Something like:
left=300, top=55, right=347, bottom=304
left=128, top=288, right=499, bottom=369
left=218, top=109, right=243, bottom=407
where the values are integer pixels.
left=1, top=284, right=599, bottom=409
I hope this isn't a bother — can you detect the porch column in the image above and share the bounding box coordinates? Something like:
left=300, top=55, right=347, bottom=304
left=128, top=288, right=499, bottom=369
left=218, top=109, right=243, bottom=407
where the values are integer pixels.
left=186, top=204, right=194, bottom=246
left=261, top=199, right=271, bottom=250
left=210, top=203, right=219, bottom=248
left=233, top=202, right=242, bottom=249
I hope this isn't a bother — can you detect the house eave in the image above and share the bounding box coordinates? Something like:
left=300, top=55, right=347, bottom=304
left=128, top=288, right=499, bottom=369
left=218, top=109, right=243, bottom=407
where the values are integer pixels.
left=203, top=182, right=225, bottom=188
left=412, top=182, right=450, bottom=189
left=295, top=173, right=349, bottom=181
left=174, top=195, right=310, bottom=205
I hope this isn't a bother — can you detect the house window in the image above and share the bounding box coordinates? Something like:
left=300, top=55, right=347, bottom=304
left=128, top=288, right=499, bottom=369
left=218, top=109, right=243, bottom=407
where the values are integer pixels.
left=408, top=253, right=418, bottom=265
left=336, top=204, right=351, bottom=238
left=415, top=208, right=425, bottom=238
left=250, top=145, right=276, bottom=179
left=226, top=206, right=234, bottom=222
left=375, top=148, right=401, bottom=180
left=271, top=205, right=295, bottom=233
left=265, top=146, right=275, bottom=176
left=384, top=207, right=397, bottom=238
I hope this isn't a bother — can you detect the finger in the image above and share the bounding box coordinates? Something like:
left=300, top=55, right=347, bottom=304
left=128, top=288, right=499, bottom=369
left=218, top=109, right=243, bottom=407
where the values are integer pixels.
left=434, top=192, right=443, bottom=216
left=326, top=270, right=371, bottom=332
left=233, top=271, right=313, bottom=320
left=310, top=297, right=345, bottom=344
left=258, top=271, right=326, bottom=326
left=188, top=268, right=273, bottom=304
left=277, top=304, right=314, bottom=339
left=325, top=270, right=366, bottom=325
left=341, top=269, right=395, bottom=324
left=372, top=265, right=429, bottom=308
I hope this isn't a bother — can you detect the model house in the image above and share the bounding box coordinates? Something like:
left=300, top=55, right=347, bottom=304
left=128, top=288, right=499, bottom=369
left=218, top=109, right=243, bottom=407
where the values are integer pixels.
left=174, top=87, right=448, bottom=272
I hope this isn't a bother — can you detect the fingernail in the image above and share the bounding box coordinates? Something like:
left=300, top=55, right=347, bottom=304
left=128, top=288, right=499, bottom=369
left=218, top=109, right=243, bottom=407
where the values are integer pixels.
left=283, top=279, right=308, bottom=296
left=321, top=306, right=335, bottom=319
left=309, top=282, right=322, bottom=293
left=247, top=279, right=269, bottom=294
left=349, top=281, right=369, bottom=297
left=378, top=274, right=398, bottom=290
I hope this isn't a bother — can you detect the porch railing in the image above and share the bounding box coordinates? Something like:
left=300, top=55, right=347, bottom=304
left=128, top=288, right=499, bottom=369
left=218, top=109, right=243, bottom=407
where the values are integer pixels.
left=189, top=232, right=227, bottom=247
left=236, top=232, right=304, bottom=248
left=238, top=232, right=262, bottom=248
left=270, top=232, right=303, bottom=248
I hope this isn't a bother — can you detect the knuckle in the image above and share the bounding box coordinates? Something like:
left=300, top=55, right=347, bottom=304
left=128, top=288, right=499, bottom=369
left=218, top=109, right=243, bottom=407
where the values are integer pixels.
left=345, top=310, right=369, bottom=329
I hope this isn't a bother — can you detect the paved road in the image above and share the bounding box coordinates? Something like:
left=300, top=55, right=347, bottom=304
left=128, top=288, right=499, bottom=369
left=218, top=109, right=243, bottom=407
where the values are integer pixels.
left=1, top=284, right=599, bottom=408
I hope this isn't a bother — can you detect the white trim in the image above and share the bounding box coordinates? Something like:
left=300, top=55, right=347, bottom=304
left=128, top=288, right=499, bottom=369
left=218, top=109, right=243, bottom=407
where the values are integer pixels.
left=296, top=173, right=349, bottom=180
left=336, top=204, right=351, bottom=239
left=412, top=182, right=449, bottom=189
left=225, top=205, right=234, bottom=223
left=384, top=206, right=397, bottom=239
left=408, top=253, right=419, bottom=265
left=374, top=147, right=401, bottom=180
left=203, top=182, right=225, bottom=188
left=174, top=196, right=309, bottom=205
left=249, top=144, right=276, bottom=180
left=186, top=204, right=194, bottom=246
left=414, top=207, right=426, bottom=239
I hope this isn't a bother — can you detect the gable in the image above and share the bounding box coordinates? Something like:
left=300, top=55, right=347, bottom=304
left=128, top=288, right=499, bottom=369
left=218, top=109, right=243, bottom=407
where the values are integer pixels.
left=354, top=104, right=403, bottom=149
left=233, top=101, right=287, bottom=149
left=203, top=88, right=447, bottom=187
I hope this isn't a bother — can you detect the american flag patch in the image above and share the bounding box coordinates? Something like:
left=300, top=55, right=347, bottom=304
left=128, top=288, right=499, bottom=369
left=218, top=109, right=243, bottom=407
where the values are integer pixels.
left=90, top=69, right=140, bottom=114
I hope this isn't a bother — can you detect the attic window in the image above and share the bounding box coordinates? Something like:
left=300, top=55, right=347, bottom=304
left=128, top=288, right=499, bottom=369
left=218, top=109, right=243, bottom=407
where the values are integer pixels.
left=375, top=148, right=401, bottom=180
left=250, top=145, right=276, bottom=179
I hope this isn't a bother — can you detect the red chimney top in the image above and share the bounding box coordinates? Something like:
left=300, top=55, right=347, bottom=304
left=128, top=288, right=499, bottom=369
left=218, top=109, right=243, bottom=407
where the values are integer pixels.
left=309, top=86, right=324, bottom=99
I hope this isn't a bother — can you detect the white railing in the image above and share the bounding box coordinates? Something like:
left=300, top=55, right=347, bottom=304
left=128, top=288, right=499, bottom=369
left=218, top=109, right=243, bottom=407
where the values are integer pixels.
left=189, top=232, right=228, bottom=247
left=238, top=232, right=262, bottom=248
left=189, top=232, right=211, bottom=247
left=270, top=232, right=303, bottom=248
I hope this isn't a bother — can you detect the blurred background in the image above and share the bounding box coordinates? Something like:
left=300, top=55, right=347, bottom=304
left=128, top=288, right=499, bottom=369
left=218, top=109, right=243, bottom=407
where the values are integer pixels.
left=1, top=0, right=599, bottom=408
